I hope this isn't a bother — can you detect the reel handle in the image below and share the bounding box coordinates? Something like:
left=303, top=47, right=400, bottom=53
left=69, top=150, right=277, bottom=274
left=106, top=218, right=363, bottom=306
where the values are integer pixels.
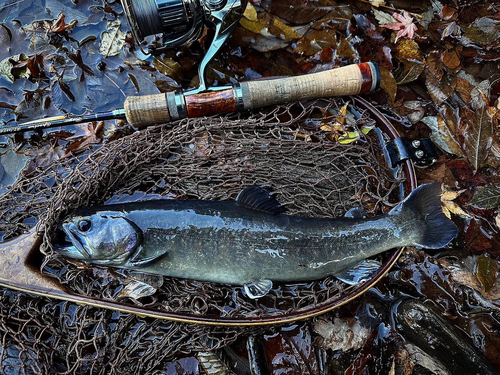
left=124, top=62, right=380, bottom=128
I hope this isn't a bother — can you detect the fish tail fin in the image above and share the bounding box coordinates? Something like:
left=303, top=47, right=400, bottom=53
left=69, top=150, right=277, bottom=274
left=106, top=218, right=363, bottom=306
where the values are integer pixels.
left=390, top=182, right=458, bottom=249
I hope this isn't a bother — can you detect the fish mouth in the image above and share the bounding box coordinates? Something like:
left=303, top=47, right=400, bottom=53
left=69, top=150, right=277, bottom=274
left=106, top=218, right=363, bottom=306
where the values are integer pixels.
left=55, top=223, right=91, bottom=260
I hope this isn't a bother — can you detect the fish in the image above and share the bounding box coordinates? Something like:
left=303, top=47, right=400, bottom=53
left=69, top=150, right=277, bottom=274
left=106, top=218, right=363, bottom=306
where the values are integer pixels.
left=56, top=183, right=458, bottom=299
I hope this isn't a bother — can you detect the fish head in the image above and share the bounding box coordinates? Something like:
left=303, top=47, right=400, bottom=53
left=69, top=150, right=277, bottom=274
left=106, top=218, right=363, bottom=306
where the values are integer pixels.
left=57, top=212, right=141, bottom=265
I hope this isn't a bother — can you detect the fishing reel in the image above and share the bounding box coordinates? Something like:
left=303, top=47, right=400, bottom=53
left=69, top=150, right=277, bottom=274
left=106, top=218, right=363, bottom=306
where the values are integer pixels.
left=121, top=0, right=247, bottom=92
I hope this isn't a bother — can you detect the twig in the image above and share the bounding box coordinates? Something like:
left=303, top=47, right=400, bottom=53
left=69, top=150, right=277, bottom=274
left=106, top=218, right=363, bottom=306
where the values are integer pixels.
left=358, top=0, right=423, bottom=19
left=0, top=0, right=26, bottom=11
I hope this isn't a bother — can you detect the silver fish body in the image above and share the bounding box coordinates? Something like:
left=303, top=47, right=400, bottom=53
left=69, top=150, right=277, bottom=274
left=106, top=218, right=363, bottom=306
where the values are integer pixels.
left=57, top=183, right=458, bottom=297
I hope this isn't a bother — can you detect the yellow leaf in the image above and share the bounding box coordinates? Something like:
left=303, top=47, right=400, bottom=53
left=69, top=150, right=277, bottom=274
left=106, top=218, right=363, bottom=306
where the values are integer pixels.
left=361, top=125, right=374, bottom=135
left=441, top=187, right=471, bottom=218
left=338, top=101, right=349, bottom=125
left=243, top=2, right=258, bottom=22
left=495, top=213, right=500, bottom=229
left=240, top=17, right=263, bottom=34
left=339, top=131, right=360, bottom=144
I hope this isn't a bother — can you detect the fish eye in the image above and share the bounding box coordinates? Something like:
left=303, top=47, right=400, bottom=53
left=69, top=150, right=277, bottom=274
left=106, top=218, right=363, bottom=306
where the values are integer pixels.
left=77, top=219, right=92, bottom=232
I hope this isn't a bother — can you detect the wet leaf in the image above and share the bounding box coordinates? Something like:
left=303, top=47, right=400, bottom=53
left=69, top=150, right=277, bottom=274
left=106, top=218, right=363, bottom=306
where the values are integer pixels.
left=393, top=39, right=425, bottom=84
left=469, top=186, right=500, bottom=209
left=263, top=324, right=319, bottom=375
left=379, top=66, right=397, bottom=105
left=294, top=29, right=336, bottom=56
left=261, top=0, right=335, bottom=25
left=463, top=105, right=493, bottom=171
left=313, top=317, right=370, bottom=352
left=421, top=109, right=463, bottom=157
left=0, top=53, right=29, bottom=83
left=65, top=122, right=103, bottom=155
left=352, top=14, right=393, bottom=71
left=476, top=254, right=499, bottom=295
left=197, top=352, right=231, bottom=375
left=99, top=21, right=125, bottom=57
left=153, top=56, right=182, bottom=83
left=462, top=16, right=500, bottom=47
left=22, top=141, right=65, bottom=168
left=380, top=11, right=418, bottom=42
left=425, top=71, right=457, bottom=105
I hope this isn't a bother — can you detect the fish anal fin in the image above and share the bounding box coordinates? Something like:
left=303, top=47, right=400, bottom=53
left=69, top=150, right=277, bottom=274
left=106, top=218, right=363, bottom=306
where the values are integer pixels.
left=336, top=259, right=382, bottom=285
left=236, top=186, right=286, bottom=215
left=344, top=206, right=368, bottom=219
left=244, top=279, right=273, bottom=299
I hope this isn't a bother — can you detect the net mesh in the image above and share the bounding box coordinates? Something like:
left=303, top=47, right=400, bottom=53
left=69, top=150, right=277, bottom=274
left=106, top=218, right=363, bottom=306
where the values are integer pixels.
left=0, top=99, right=403, bottom=373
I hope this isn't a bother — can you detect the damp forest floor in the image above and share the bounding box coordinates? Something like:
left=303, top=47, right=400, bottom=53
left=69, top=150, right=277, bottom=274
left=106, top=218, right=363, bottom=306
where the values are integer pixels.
left=0, top=0, right=500, bottom=374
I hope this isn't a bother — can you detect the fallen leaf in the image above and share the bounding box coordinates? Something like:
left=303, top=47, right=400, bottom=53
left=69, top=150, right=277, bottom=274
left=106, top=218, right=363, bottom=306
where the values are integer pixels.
left=496, top=213, right=500, bottom=229
left=261, top=0, right=335, bottom=25
left=463, top=105, right=493, bottom=171
left=469, top=186, right=500, bottom=209
left=421, top=107, right=463, bottom=157
left=442, top=47, right=461, bottom=70
left=476, top=254, right=499, bottom=295
left=0, top=53, right=29, bottom=82
left=242, top=2, right=258, bottom=22
left=294, top=29, right=336, bottom=56
left=263, top=324, right=319, bottom=375
left=374, top=10, right=396, bottom=25
left=393, top=39, right=425, bottom=84
left=462, top=16, right=500, bottom=47
left=441, top=186, right=471, bottom=219
left=425, top=71, right=457, bottom=105
left=379, top=66, right=397, bottom=105
left=99, top=20, right=125, bottom=57
left=380, top=11, right=418, bottom=43
left=313, top=317, right=370, bottom=352
left=153, top=55, right=183, bottom=83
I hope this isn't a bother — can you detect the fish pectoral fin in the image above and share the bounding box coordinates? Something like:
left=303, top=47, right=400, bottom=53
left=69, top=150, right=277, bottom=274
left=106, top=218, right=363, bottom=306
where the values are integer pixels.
left=243, top=279, right=273, bottom=299
left=236, top=186, right=286, bottom=215
left=344, top=206, right=368, bottom=219
left=335, top=259, right=382, bottom=285
left=126, top=250, right=168, bottom=267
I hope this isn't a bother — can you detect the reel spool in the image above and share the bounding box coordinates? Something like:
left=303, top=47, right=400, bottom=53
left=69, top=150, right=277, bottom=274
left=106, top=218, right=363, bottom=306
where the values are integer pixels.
left=121, top=0, right=246, bottom=52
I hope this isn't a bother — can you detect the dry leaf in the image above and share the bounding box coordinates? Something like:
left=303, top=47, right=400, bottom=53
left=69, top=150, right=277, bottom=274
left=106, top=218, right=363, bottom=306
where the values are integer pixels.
left=441, top=186, right=471, bottom=218
left=242, top=2, right=258, bottom=22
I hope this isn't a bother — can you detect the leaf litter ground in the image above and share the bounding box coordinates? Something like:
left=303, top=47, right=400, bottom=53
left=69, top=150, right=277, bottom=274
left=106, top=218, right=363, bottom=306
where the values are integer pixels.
left=0, top=0, right=500, bottom=374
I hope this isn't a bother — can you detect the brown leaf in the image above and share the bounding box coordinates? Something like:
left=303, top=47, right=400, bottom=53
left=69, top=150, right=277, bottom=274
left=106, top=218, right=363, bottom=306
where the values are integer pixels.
left=463, top=105, right=493, bottom=171
left=263, top=324, right=319, bottom=375
left=262, top=0, right=335, bottom=25
left=393, top=39, right=425, bottom=84
left=421, top=107, right=464, bottom=157
left=379, top=66, right=397, bottom=106
left=294, top=29, right=336, bottom=56
left=442, top=47, right=461, bottom=70
left=476, top=254, right=499, bottom=295
left=425, top=70, right=457, bottom=105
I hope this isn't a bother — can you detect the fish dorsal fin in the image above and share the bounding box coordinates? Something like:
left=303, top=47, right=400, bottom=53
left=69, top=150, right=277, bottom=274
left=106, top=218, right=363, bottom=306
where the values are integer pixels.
left=344, top=207, right=368, bottom=219
left=244, top=279, right=273, bottom=299
left=236, top=186, right=286, bottom=215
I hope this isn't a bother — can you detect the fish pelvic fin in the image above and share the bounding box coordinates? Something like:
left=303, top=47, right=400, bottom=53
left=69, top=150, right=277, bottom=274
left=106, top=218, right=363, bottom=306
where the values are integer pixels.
left=244, top=279, right=273, bottom=299
left=391, top=182, right=458, bottom=249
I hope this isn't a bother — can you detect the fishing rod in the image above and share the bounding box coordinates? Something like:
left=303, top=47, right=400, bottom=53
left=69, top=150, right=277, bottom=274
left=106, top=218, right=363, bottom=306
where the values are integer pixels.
left=0, top=62, right=380, bottom=135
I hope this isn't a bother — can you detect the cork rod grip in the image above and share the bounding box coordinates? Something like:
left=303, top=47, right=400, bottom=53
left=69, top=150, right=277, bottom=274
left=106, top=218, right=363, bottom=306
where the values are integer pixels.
left=124, top=93, right=170, bottom=128
left=239, top=62, right=378, bottom=110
